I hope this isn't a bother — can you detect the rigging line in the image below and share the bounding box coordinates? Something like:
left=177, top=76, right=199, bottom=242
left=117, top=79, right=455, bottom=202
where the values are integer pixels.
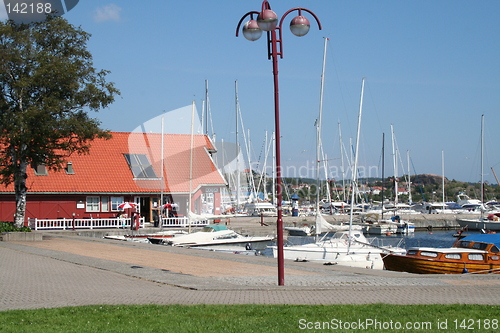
left=409, top=158, right=426, bottom=202
left=328, top=40, right=354, bottom=139
left=365, top=83, right=384, bottom=133
left=235, top=85, right=257, bottom=198
left=254, top=135, right=267, bottom=171
left=257, top=132, right=273, bottom=198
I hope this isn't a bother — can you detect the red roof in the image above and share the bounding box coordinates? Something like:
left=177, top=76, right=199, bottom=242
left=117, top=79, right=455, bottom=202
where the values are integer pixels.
left=0, top=132, right=226, bottom=194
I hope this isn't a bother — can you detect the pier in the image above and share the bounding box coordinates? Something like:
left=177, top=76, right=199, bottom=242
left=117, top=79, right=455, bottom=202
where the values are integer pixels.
left=27, top=213, right=469, bottom=240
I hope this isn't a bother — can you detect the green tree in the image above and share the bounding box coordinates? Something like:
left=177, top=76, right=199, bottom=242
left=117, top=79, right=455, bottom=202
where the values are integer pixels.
left=0, top=17, right=119, bottom=227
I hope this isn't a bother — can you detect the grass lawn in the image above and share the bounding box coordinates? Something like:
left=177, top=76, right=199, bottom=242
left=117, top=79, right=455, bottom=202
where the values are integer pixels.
left=1, top=304, right=500, bottom=332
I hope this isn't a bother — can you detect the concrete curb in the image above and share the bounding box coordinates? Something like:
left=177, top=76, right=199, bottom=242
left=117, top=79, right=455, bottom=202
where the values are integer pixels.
left=0, top=232, right=43, bottom=242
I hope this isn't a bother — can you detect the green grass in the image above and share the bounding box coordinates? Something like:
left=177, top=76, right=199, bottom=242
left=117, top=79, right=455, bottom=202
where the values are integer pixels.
left=1, top=304, right=500, bottom=332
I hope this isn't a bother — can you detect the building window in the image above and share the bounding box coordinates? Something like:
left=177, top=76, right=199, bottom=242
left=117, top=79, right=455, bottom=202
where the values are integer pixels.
left=101, top=196, right=110, bottom=212
left=86, top=196, right=100, bottom=212
left=111, top=196, right=124, bottom=211
left=123, top=154, right=157, bottom=178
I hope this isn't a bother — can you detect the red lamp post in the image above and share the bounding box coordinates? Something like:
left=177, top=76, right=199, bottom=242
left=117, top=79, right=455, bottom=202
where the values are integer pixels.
left=236, top=1, right=321, bottom=286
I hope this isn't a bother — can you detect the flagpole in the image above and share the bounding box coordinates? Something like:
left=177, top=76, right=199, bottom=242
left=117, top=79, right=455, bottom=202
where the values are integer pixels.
left=160, top=115, right=164, bottom=229
left=188, top=101, right=195, bottom=233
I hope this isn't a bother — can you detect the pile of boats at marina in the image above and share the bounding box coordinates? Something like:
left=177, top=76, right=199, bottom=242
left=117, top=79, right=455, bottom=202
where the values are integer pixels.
left=103, top=216, right=500, bottom=274
left=105, top=223, right=408, bottom=269
left=285, top=213, right=415, bottom=237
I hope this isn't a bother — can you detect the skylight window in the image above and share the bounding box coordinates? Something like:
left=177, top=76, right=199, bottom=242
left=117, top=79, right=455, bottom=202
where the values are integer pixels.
left=124, top=154, right=157, bottom=178
left=33, top=164, right=48, bottom=176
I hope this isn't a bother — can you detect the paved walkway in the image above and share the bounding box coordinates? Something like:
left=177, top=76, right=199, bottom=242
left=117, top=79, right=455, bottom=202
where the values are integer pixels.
left=1, top=233, right=500, bottom=310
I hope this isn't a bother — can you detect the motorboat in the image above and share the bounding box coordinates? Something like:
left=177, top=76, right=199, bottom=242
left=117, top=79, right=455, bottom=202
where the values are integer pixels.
left=456, top=213, right=500, bottom=231
left=356, top=214, right=414, bottom=235
left=384, top=216, right=415, bottom=234
left=105, top=230, right=187, bottom=243
left=360, top=221, right=398, bottom=235
left=242, top=202, right=277, bottom=217
left=382, top=233, right=500, bottom=274
left=457, top=193, right=483, bottom=208
left=164, top=224, right=274, bottom=251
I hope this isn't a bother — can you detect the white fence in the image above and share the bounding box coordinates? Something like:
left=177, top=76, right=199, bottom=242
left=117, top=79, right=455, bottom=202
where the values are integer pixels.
left=29, top=216, right=210, bottom=230
left=159, top=217, right=209, bottom=228
left=28, top=217, right=145, bottom=231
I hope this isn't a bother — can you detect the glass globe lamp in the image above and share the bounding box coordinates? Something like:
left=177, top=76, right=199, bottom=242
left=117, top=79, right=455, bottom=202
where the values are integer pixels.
left=290, top=16, right=310, bottom=37
left=257, top=9, right=278, bottom=31
left=242, top=20, right=262, bottom=41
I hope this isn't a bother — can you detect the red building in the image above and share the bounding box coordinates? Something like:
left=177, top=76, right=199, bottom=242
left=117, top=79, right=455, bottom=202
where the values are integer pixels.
left=0, top=132, right=227, bottom=224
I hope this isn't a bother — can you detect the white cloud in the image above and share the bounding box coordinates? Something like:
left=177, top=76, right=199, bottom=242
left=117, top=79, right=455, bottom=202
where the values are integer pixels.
left=0, top=3, right=8, bottom=21
left=93, top=4, right=122, bottom=23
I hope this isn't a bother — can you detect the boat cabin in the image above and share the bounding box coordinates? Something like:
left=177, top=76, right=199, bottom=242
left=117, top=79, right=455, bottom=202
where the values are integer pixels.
left=384, top=234, right=500, bottom=274
left=243, top=202, right=277, bottom=216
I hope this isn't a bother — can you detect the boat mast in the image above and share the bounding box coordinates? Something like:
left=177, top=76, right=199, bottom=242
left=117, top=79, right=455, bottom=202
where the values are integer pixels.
left=338, top=122, right=346, bottom=202
left=188, top=101, right=195, bottom=233
left=204, top=80, right=209, bottom=135
left=391, top=124, right=398, bottom=206
left=259, top=131, right=273, bottom=201
left=316, top=37, right=328, bottom=239
left=160, top=115, right=164, bottom=222
left=442, top=150, right=445, bottom=208
left=481, top=114, right=484, bottom=213
left=272, top=132, right=276, bottom=206
left=348, top=77, right=365, bottom=251
left=407, top=150, right=412, bottom=205
left=235, top=81, right=241, bottom=212
left=381, top=133, right=385, bottom=220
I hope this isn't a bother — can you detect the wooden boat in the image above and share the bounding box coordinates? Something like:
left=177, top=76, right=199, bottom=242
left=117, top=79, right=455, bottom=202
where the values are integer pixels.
left=382, top=233, right=500, bottom=274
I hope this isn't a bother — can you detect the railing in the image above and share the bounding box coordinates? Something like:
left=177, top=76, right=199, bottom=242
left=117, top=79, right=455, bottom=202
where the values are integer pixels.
left=28, top=217, right=145, bottom=231
left=29, top=216, right=212, bottom=230
left=159, top=217, right=209, bottom=228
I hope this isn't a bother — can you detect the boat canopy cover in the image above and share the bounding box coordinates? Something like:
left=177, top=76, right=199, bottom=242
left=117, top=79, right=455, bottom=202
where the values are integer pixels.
left=461, top=234, right=500, bottom=247
left=204, top=225, right=229, bottom=232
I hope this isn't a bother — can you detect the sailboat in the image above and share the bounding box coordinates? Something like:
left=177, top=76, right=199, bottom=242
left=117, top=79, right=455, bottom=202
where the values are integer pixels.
left=184, top=101, right=237, bottom=224
left=358, top=133, right=415, bottom=235
left=457, top=115, right=500, bottom=231
left=272, top=78, right=406, bottom=269
left=284, top=38, right=346, bottom=237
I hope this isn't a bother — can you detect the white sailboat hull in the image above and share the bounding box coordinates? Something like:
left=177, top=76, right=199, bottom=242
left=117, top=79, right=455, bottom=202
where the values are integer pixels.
left=271, top=244, right=390, bottom=270
left=456, top=218, right=500, bottom=231
left=271, top=228, right=405, bottom=270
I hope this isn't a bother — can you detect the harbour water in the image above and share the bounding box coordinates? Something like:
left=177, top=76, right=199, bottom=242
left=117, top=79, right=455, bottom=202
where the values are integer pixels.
left=388, top=230, right=463, bottom=248
left=261, top=230, right=484, bottom=257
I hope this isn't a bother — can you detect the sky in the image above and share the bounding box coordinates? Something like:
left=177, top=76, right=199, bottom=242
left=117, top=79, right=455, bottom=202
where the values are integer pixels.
left=1, top=1, right=499, bottom=185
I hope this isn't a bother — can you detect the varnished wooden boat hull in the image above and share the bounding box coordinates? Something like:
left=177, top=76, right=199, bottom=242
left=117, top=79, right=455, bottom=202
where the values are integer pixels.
left=382, top=254, right=500, bottom=274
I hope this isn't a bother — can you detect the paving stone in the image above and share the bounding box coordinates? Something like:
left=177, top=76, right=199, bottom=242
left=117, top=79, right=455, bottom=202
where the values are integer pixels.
left=1, top=232, right=500, bottom=310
